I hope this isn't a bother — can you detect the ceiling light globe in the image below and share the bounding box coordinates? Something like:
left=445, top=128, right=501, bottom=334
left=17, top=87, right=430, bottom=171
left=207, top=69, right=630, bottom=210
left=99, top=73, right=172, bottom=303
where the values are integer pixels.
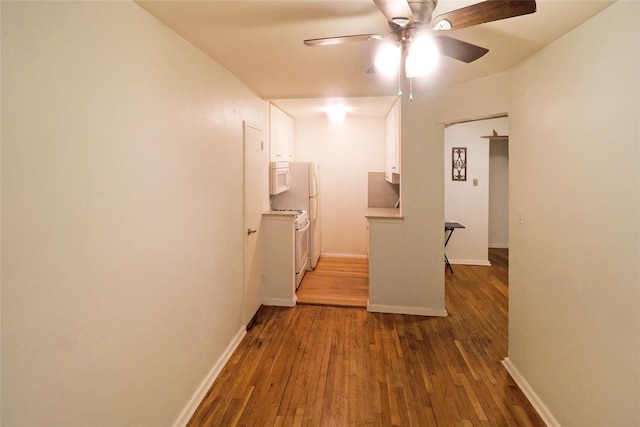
left=374, top=43, right=401, bottom=76
left=405, top=36, right=439, bottom=78
left=326, top=105, right=347, bottom=123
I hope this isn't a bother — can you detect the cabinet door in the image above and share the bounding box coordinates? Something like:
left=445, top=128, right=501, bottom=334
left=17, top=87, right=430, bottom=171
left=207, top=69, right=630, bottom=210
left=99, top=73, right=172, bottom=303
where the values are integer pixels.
left=281, top=112, right=295, bottom=161
left=269, top=104, right=281, bottom=161
left=385, top=99, right=400, bottom=184
left=269, top=104, right=295, bottom=161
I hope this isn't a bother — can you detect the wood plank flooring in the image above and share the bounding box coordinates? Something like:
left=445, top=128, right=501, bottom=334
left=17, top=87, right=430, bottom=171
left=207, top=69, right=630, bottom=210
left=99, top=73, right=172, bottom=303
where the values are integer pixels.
left=188, top=249, right=545, bottom=426
left=296, top=257, right=369, bottom=307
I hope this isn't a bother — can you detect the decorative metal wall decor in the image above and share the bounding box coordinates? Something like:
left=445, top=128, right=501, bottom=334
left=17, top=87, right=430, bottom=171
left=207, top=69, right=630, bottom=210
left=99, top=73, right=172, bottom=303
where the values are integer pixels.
left=452, top=147, right=467, bottom=181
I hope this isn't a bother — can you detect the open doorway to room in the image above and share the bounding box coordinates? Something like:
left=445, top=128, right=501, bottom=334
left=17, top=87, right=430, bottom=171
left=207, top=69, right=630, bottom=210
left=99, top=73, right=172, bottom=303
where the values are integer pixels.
left=444, top=116, right=509, bottom=269
left=488, top=133, right=509, bottom=252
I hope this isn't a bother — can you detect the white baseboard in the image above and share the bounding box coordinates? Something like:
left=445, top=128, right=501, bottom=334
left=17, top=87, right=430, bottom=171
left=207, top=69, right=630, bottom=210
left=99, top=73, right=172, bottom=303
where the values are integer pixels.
left=489, top=243, right=509, bottom=249
left=447, top=258, right=491, bottom=266
left=502, top=357, right=559, bottom=427
left=263, top=297, right=297, bottom=307
left=367, top=303, right=448, bottom=317
left=172, top=326, right=247, bottom=427
left=321, top=253, right=368, bottom=259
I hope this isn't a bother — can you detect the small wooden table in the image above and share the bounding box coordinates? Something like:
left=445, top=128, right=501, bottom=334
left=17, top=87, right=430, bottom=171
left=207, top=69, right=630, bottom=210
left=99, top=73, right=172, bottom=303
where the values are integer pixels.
left=445, top=222, right=465, bottom=273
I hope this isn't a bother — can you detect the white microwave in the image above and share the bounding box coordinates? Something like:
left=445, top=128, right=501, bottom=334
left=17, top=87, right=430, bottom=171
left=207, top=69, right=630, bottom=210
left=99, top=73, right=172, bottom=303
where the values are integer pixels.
left=270, top=161, right=290, bottom=195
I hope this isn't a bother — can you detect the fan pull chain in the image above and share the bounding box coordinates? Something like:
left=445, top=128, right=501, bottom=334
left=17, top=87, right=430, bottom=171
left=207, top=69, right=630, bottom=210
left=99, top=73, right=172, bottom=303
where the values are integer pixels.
left=409, top=78, right=413, bottom=101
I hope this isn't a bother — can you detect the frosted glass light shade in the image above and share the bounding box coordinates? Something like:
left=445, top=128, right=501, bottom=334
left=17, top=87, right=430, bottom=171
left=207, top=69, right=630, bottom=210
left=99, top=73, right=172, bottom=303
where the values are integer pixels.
left=405, top=36, right=439, bottom=78
left=326, top=105, right=347, bottom=122
left=374, top=43, right=401, bottom=76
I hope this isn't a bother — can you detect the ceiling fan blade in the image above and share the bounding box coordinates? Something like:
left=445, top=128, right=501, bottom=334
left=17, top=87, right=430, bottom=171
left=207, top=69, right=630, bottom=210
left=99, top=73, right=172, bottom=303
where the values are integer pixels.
left=437, top=35, right=489, bottom=63
left=432, top=0, right=536, bottom=31
left=304, top=34, right=382, bottom=47
left=373, top=0, right=414, bottom=25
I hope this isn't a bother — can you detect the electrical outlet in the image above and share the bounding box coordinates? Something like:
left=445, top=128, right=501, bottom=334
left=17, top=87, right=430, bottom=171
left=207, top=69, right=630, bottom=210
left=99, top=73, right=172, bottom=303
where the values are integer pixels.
left=517, top=208, right=524, bottom=224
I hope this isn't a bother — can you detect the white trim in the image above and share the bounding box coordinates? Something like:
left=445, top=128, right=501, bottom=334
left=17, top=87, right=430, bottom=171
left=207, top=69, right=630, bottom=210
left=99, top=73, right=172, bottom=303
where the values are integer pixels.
left=320, top=253, right=368, bottom=259
left=367, top=303, right=448, bottom=317
left=263, top=297, right=297, bottom=307
left=502, top=357, right=559, bottom=427
left=172, top=326, right=247, bottom=427
left=447, top=258, right=491, bottom=266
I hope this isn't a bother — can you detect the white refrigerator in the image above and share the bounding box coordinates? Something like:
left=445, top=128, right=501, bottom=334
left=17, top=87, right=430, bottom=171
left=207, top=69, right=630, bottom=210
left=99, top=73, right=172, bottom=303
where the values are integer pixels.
left=271, top=161, right=320, bottom=269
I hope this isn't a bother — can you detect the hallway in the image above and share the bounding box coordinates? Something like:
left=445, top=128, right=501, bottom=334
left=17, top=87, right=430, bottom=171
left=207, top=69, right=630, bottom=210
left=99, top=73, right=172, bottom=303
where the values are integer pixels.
left=187, top=249, right=543, bottom=426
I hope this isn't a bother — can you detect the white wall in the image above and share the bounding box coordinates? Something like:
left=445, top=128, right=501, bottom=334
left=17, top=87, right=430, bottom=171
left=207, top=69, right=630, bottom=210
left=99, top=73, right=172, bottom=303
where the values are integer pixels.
left=437, top=71, right=509, bottom=125
left=1, top=2, right=265, bottom=426
left=506, top=2, right=639, bottom=425
left=444, top=117, right=508, bottom=265
left=437, top=9, right=640, bottom=419
left=295, top=117, right=385, bottom=257
left=368, top=93, right=446, bottom=317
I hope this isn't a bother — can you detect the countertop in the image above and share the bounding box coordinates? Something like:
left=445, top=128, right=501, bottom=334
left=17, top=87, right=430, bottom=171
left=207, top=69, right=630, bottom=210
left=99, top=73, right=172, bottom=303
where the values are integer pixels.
left=263, top=210, right=297, bottom=217
left=365, top=207, right=403, bottom=219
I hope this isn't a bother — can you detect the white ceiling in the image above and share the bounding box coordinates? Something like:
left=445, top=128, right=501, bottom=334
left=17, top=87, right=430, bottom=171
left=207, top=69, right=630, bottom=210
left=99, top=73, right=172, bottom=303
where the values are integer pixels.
left=136, top=0, right=614, bottom=118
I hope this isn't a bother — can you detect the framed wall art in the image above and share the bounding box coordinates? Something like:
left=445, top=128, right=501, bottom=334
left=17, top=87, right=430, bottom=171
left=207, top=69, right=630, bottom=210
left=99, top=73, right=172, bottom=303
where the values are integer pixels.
left=452, top=147, right=467, bottom=181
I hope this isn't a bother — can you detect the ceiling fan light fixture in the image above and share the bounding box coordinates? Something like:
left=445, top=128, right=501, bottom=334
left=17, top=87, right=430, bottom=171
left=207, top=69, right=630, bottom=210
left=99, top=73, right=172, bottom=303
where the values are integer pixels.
left=391, top=17, right=410, bottom=27
left=405, top=36, right=439, bottom=78
left=374, top=43, right=401, bottom=76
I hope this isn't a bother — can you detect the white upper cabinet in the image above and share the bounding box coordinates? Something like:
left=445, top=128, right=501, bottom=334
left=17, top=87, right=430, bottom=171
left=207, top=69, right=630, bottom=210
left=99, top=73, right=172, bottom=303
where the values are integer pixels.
left=385, top=98, right=401, bottom=184
left=269, top=103, right=295, bottom=162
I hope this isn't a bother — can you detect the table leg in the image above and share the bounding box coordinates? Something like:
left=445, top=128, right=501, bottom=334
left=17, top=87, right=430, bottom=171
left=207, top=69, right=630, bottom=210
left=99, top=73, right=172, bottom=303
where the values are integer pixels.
left=445, top=227, right=455, bottom=273
left=445, top=254, right=453, bottom=273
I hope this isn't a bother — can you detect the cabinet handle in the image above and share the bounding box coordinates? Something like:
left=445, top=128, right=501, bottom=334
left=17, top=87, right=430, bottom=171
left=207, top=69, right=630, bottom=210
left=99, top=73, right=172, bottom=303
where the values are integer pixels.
left=247, top=228, right=257, bottom=235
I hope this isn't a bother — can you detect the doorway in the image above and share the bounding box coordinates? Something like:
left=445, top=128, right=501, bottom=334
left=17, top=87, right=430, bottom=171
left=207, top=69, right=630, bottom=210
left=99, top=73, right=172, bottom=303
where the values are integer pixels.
left=243, top=122, right=267, bottom=326
left=488, top=137, right=509, bottom=250
left=444, top=116, right=509, bottom=267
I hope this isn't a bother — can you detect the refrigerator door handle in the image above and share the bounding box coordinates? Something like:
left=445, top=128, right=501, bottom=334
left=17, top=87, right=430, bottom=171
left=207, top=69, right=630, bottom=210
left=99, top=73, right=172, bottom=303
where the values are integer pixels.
left=311, top=166, right=319, bottom=197
left=310, top=196, right=318, bottom=222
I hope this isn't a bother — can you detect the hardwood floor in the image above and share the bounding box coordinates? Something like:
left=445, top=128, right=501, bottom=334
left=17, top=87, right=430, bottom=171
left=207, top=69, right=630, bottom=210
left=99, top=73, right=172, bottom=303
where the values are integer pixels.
left=296, top=257, right=369, bottom=307
left=188, top=249, right=545, bottom=426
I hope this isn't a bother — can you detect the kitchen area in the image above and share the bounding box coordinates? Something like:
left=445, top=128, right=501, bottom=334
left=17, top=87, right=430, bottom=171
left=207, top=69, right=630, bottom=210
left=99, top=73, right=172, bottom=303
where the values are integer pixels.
left=261, top=99, right=402, bottom=307
left=260, top=95, right=447, bottom=318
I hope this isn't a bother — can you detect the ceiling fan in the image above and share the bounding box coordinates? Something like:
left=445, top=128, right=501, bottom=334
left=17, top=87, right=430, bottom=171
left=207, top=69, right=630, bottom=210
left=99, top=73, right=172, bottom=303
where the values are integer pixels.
left=304, top=0, right=537, bottom=79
